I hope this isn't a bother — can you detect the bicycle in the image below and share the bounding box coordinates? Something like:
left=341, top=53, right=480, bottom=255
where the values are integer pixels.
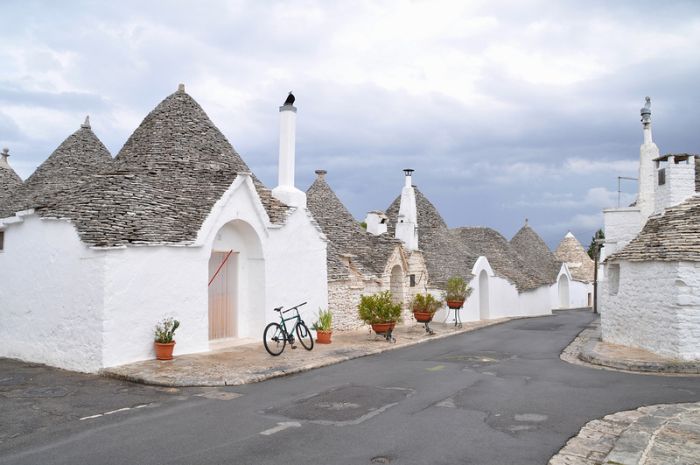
left=263, top=302, right=314, bottom=356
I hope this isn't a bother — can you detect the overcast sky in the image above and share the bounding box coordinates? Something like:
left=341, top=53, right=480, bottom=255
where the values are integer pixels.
left=2, top=1, right=699, bottom=248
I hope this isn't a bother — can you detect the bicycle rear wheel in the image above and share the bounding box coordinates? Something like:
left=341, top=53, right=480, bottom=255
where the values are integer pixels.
left=296, top=322, right=314, bottom=351
left=263, top=323, right=286, bottom=356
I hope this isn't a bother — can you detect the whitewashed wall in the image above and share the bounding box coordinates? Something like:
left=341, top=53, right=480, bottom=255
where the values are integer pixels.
left=570, top=281, right=593, bottom=308
left=0, top=213, right=105, bottom=372
left=601, top=260, right=700, bottom=360
left=601, top=208, right=643, bottom=259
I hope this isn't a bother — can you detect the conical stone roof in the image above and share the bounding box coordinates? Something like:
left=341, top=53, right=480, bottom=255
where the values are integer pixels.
left=307, top=172, right=399, bottom=279
left=510, top=222, right=562, bottom=284
left=1, top=120, right=112, bottom=217
left=386, top=187, right=478, bottom=287
left=457, top=226, right=549, bottom=291
left=0, top=149, right=23, bottom=210
left=554, top=232, right=594, bottom=283
left=34, top=88, right=288, bottom=246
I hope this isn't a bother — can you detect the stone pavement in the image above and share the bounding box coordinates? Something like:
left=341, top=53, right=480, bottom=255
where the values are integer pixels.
left=549, top=402, right=700, bottom=465
left=551, top=317, right=700, bottom=464
left=102, top=318, right=511, bottom=387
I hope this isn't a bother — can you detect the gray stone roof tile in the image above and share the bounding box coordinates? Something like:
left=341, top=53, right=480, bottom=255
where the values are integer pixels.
left=554, top=233, right=594, bottom=283
left=510, top=223, right=562, bottom=284
left=1, top=123, right=112, bottom=217
left=386, top=188, right=479, bottom=288
left=306, top=173, right=399, bottom=279
left=608, top=194, right=700, bottom=262
left=0, top=152, right=22, bottom=209
left=15, top=89, right=288, bottom=246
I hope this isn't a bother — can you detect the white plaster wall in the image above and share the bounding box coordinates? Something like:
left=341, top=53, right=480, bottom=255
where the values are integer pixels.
left=602, top=208, right=643, bottom=257
left=676, top=262, right=700, bottom=360
left=519, top=286, right=552, bottom=316
left=101, top=246, right=209, bottom=368
left=569, top=281, right=593, bottom=308
left=654, top=162, right=696, bottom=215
left=265, top=207, right=328, bottom=331
left=601, top=260, right=700, bottom=360
left=637, top=141, right=659, bottom=219
left=0, top=214, right=105, bottom=372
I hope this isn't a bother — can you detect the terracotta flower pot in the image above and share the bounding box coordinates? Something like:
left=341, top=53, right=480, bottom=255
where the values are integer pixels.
left=446, top=300, right=465, bottom=310
left=371, top=322, right=396, bottom=334
left=413, top=311, right=434, bottom=323
left=316, top=330, right=332, bottom=344
left=155, top=341, right=175, bottom=360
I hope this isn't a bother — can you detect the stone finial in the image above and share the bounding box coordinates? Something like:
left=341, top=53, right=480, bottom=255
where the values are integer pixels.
left=81, top=115, right=91, bottom=129
left=177, top=83, right=185, bottom=93
left=525, top=217, right=529, bottom=225
left=0, top=147, right=9, bottom=167
left=315, top=169, right=327, bottom=179
left=640, top=96, right=651, bottom=123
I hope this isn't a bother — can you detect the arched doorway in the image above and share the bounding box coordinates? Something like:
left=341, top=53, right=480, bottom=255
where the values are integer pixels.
left=479, top=270, right=489, bottom=320
left=558, top=274, right=570, bottom=309
left=208, top=220, right=264, bottom=340
left=390, top=265, right=404, bottom=306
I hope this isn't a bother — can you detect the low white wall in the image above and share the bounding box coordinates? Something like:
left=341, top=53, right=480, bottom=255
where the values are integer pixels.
left=519, top=286, right=552, bottom=316
left=602, top=208, right=643, bottom=258
left=601, top=260, right=700, bottom=360
left=0, top=214, right=105, bottom=372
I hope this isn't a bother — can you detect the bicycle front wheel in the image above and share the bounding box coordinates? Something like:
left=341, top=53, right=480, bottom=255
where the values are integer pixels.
left=264, top=323, right=286, bottom=356
left=296, top=322, right=314, bottom=351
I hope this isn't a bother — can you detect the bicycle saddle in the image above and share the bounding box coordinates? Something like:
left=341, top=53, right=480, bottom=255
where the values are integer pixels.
left=274, top=306, right=283, bottom=312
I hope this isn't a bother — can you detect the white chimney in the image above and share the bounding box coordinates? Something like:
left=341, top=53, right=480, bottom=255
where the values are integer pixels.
left=365, top=210, right=388, bottom=235
left=654, top=154, right=696, bottom=214
left=637, top=97, right=659, bottom=219
left=272, top=92, right=307, bottom=208
left=395, top=169, right=419, bottom=250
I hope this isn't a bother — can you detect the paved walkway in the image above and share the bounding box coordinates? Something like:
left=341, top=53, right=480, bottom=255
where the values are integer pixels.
left=103, top=318, right=511, bottom=387
left=551, top=317, right=700, bottom=464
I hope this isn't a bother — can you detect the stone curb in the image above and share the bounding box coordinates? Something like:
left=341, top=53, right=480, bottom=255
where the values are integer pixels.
left=102, top=317, right=519, bottom=387
left=579, top=341, right=700, bottom=375
left=560, top=320, right=700, bottom=376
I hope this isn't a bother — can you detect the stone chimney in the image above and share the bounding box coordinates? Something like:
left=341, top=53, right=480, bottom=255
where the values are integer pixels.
left=272, top=92, right=307, bottom=208
left=365, top=210, right=388, bottom=235
left=638, top=96, right=659, bottom=219
left=394, top=169, right=419, bottom=250
left=654, top=154, right=696, bottom=214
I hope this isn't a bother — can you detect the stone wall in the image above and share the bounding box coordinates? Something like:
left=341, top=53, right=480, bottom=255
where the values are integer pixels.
left=601, top=260, right=700, bottom=360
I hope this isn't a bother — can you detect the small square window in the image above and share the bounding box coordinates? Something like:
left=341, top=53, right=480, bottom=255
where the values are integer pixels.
left=409, top=274, right=416, bottom=287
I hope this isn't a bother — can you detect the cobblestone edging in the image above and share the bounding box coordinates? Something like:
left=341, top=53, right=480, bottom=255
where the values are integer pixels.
left=549, top=403, right=700, bottom=465
left=560, top=320, right=700, bottom=375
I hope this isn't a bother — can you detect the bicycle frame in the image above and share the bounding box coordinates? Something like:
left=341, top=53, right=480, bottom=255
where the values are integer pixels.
left=277, top=306, right=303, bottom=340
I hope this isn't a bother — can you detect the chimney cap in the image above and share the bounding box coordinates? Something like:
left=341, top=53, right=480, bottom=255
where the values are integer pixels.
left=1, top=147, right=8, bottom=156
left=177, top=83, right=185, bottom=93
left=315, top=169, right=327, bottom=178
left=403, top=168, right=414, bottom=176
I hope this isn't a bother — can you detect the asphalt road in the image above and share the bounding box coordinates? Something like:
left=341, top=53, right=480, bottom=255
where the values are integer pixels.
left=2, top=309, right=699, bottom=465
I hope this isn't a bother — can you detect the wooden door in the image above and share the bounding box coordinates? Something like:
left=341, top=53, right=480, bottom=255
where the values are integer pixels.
left=208, top=251, right=237, bottom=339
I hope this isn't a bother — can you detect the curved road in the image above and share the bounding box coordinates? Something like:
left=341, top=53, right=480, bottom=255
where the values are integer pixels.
left=2, top=309, right=699, bottom=465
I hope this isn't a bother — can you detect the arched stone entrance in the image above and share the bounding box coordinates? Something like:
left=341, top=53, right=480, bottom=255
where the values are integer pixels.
left=479, top=270, right=490, bottom=320
left=208, top=220, right=264, bottom=340
left=390, top=265, right=404, bottom=306
left=558, top=274, right=570, bottom=309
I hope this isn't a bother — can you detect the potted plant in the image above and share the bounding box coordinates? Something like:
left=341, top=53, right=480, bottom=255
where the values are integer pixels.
left=444, top=276, right=472, bottom=309
left=154, top=317, right=180, bottom=360
left=312, top=308, right=333, bottom=344
left=411, top=293, right=441, bottom=323
left=358, top=290, right=402, bottom=335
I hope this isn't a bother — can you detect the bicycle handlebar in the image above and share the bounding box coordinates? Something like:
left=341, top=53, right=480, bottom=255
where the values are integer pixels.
left=281, top=301, right=307, bottom=314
